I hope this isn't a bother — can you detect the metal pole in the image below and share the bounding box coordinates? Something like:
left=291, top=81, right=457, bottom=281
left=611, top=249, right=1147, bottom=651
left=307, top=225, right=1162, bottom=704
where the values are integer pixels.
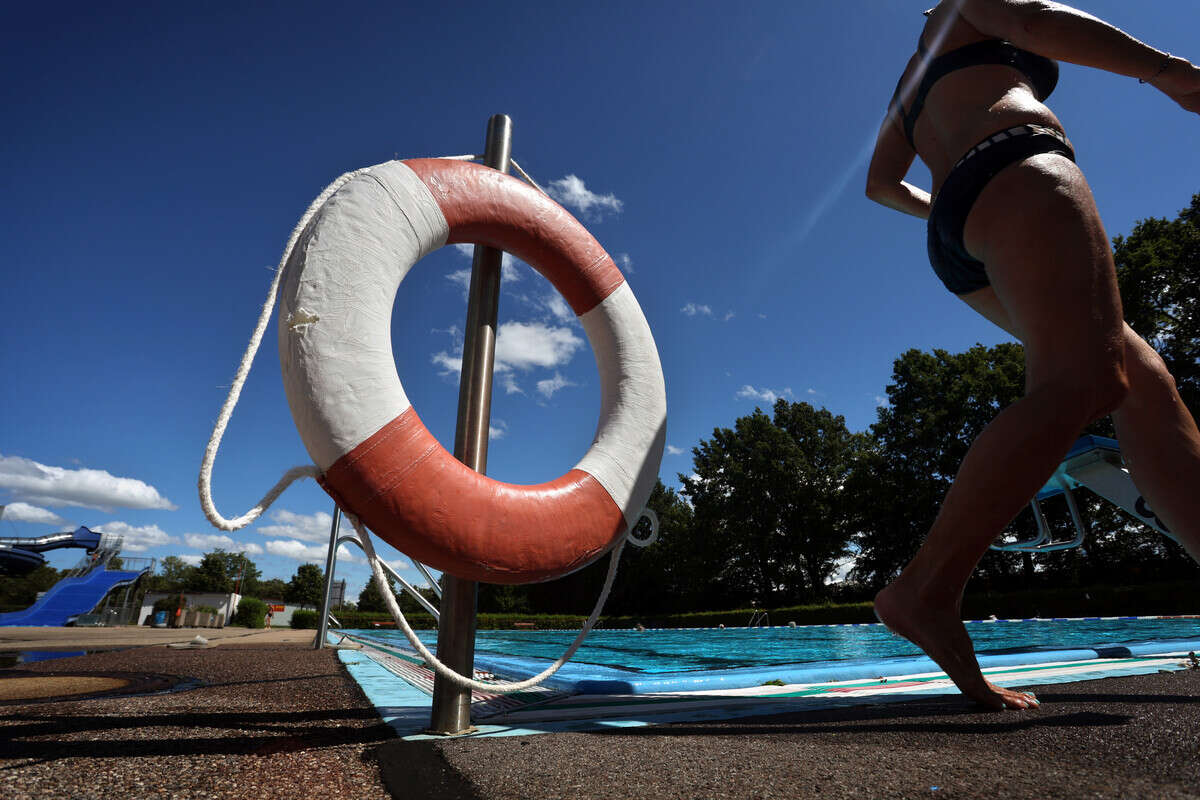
left=428, top=113, right=512, bottom=735
left=314, top=504, right=343, bottom=649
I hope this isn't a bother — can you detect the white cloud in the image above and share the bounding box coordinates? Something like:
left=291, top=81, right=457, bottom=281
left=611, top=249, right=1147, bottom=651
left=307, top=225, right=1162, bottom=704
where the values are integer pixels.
left=723, top=311, right=735, bottom=322
left=179, top=554, right=203, bottom=567
left=735, top=385, right=795, bottom=404
left=829, top=554, right=857, bottom=585
left=0, top=454, right=176, bottom=512
left=498, top=372, right=524, bottom=395
left=615, top=253, right=634, bottom=274
left=875, top=395, right=889, bottom=407
left=431, top=351, right=463, bottom=376
left=496, top=321, right=584, bottom=371
left=536, top=372, right=575, bottom=399
left=681, top=302, right=713, bottom=317
left=1, top=502, right=68, bottom=526
left=666, top=445, right=685, bottom=456
left=446, top=267, right=472, bottom=293
left=432, top=322, right=581, bottom=380
left=449, top=245, right=523, bottom=285
left=183, top=533, right=262, bottom=555
left=256, top=509, right=334, bottom=543
left=543, top=293, right=575, bottom=324
left=265, top=539, right=355, bottom=564
left=95, top=521, right=176, bottom=552
left=546, top=175, right=623, bottom=220
left=489, top=420, right=508, bottom=441
left=185, top=533, right=235, bottom=550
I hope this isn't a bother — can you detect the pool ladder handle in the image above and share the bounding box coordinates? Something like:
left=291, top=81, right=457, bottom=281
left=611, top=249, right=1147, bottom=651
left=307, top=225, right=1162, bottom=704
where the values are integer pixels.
left=992, top=442, right=1173, bottom=552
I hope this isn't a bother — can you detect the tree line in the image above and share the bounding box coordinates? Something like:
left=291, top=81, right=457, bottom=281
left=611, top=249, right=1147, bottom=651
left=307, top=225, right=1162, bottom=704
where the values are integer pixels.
left=141, top=552, right=329, bottom=608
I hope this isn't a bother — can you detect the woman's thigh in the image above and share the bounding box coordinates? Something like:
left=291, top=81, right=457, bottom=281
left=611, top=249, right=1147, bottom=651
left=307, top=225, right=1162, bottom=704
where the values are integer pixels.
left=961, top=154, right=1125, bottom=389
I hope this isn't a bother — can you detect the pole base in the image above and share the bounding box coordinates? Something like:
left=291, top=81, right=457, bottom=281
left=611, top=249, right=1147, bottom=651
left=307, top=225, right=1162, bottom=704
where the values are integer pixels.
left=423, top=724, right=479, bottom=737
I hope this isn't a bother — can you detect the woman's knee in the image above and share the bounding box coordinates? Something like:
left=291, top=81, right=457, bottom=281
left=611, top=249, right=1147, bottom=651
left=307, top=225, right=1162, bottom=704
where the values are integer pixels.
left=1123, top=335, right=1182, bottom=407
left=1031, top=355, right=1129, bottom=423
left=1089, top=363, right=1131, bottom=420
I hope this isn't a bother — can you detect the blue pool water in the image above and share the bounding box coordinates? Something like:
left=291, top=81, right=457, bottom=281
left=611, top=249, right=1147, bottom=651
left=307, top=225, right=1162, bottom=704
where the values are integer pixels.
left=354, top=616, right=1200, bottom=675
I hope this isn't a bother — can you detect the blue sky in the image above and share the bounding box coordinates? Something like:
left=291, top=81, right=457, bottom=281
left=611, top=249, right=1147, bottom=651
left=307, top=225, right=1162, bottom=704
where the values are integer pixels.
left=3, top=1, right=1198, bottom=603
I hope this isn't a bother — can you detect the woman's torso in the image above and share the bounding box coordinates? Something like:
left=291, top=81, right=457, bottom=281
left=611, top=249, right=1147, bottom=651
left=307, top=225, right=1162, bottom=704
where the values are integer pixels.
left=895, top=6, right=1067, bottom=191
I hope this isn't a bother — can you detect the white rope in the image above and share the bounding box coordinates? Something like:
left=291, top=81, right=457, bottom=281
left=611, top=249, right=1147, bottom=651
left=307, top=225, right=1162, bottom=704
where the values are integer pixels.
left=508, top=158, right=549, bottom=197
left=434, top=152, right=547, bottom=196
left=197, top=165, right=374, bottom=531
left=353, top=513, right=626, bottom=694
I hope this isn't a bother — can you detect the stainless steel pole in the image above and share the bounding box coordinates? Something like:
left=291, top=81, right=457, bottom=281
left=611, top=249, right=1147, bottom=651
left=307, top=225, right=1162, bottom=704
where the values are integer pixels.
left=428, top=113, right=512, bottom=735
left=314, top=504, right=343, bottom=649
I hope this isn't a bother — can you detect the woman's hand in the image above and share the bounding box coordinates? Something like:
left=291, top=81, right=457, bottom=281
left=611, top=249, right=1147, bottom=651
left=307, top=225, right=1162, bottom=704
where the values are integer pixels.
left=1153, top=57, right=1200, bottom=114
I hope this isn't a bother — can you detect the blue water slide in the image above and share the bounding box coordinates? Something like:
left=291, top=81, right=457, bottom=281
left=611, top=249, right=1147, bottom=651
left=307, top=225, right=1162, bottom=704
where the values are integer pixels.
left=0, top=566, right=148, bottom=627
left=0, top=526, right=104, bottom=576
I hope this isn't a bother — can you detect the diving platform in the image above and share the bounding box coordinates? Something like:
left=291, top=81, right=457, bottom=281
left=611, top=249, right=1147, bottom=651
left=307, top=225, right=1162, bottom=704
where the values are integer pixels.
left=992, top=435, right=1172, bottom=553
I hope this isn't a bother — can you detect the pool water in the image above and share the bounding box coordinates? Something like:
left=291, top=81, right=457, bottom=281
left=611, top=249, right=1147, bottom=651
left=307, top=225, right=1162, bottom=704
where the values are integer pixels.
left=356, top=617, right=1200, bottom=674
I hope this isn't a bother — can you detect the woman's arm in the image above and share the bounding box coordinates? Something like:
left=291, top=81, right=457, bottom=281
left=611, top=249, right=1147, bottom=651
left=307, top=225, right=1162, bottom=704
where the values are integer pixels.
left=957, top=0, right=1200, bottom=111
left=865, top=113, right=932, bottom=219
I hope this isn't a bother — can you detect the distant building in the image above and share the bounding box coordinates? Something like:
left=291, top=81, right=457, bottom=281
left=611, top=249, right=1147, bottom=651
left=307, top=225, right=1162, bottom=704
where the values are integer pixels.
left=137, top=592, right=240, bottom=627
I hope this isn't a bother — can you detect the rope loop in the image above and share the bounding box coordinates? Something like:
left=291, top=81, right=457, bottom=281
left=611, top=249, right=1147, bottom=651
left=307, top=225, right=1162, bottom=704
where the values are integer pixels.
left=353, top=513, right=625, bottom=694
left=198, top=165, right=372, bottom=531
left=627, top=507, right=660, bottom=548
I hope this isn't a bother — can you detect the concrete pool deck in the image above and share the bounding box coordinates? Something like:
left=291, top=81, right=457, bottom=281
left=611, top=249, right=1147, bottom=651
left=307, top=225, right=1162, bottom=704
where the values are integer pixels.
left=3, top=626, right=1200, bottom=798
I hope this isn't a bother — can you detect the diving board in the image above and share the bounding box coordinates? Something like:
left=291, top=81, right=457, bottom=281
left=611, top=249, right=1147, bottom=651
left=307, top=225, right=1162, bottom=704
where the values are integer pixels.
left=992, top=435, right=1172, bottom=552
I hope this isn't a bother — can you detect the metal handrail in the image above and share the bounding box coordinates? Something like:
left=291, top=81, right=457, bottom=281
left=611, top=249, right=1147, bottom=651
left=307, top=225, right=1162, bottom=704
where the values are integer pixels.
left=314, top=510, right=441, bottom=650
left=992, top=477, right=1089, bottom=552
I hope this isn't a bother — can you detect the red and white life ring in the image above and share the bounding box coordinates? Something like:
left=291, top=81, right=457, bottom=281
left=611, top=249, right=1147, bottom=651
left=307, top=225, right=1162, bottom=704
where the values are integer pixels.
left=277, top=159, right=666, bottom=584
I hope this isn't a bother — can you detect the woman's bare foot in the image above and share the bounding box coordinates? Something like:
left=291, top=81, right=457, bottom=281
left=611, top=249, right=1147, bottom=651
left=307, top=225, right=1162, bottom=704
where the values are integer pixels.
left=875, top=580, right=1039, bottom=711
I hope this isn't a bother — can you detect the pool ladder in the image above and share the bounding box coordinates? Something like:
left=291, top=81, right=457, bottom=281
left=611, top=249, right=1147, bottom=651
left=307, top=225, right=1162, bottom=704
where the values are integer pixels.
left=992, top=435, right=1173, bottom=553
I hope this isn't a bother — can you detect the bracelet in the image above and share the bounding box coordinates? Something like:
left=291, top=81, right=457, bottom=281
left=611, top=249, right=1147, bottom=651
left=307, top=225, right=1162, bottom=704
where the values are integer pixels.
left=1140, top=54, right=1172, bottom=84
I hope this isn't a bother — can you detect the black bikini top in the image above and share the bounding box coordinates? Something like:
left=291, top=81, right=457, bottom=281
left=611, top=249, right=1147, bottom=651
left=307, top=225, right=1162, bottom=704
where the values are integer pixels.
left=891, top=38, right=1059, bottom=148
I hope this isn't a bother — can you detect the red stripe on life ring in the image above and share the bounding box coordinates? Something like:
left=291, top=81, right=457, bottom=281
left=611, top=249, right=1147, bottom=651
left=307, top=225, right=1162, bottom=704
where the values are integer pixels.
left=405, top=158, right=625, bottom=316
left=318, top=406, right=627, bottom=584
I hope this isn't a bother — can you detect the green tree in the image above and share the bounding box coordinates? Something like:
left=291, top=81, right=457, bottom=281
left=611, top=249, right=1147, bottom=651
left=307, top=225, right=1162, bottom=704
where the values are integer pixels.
left=356, top=573, right=435, bottom=615
left=140, top=555, right=195, bottom=595
left=1114, top=193, right=1200, bottom=413
left=0, top=564, right=61, bottom=611
left=186, top=550, right=261, bottom=595
left=256, top=577, right=289, bottom=600
left=356, top=575, right=389, bottom=613
left=518, top=478, right=698, bottom=616
left=681, top=400, right=861, bottom=607
left=849, top=344, right=1028, bottom=589
left=284, top=563, right=325, bottom=608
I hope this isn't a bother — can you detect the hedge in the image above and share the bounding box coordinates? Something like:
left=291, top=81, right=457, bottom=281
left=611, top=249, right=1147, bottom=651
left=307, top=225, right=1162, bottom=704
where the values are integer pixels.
left=290, top=609, right=319, bottom=629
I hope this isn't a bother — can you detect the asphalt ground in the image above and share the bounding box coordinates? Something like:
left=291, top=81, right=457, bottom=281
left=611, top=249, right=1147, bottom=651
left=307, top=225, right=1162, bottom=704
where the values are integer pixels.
left=3, top=627, right=1199, bottom=799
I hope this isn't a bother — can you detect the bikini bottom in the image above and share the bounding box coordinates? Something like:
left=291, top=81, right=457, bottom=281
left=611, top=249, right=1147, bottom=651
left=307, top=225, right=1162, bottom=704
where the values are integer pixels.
left=927, top=124, right=1075, bottom=295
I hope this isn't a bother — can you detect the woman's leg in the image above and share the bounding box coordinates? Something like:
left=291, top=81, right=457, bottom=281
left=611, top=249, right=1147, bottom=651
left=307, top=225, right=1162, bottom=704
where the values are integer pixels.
left=876, top=154, right=1129, bottom=710
left=1111, top=330, right=1200, bottom=561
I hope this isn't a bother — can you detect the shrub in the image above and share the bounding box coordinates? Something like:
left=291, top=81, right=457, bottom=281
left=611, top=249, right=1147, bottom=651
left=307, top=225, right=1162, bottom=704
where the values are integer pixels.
left=232, top=596, right=267, bottom=628
left=290, top=609, right=319, bottom=629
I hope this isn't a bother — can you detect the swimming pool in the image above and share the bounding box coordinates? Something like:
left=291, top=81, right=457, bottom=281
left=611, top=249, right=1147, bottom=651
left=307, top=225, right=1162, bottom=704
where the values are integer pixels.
left=346, top=616, right=1200, bottom=694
